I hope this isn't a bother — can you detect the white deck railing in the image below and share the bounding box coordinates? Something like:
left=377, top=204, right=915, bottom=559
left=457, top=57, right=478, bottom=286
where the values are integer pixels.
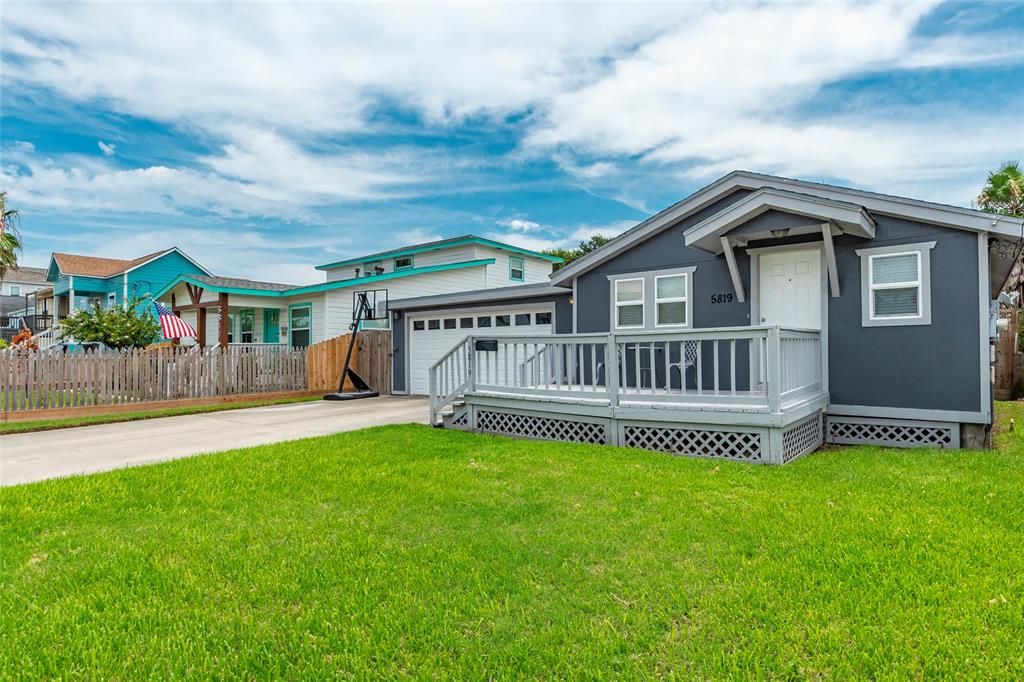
left=427, top=326, right=822, bottom=424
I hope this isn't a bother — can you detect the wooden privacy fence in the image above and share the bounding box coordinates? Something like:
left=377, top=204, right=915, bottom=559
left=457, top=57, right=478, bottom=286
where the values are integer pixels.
left=306, top=329, right=391, bottom=394
left=1, top=345, right=308, bottom=412
left=994, top=307, right=1020, bottom=400
left=1, top=331, right=392, bottom=413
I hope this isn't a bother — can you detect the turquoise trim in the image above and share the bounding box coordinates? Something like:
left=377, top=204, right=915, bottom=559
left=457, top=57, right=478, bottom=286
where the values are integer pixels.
left=509, top=256, right=525, bottom=282
left=315, top=237, right=562, bottom=270
left=154, top=259, right=497, bottom=300
left=288, top=302, right=313, bottom=347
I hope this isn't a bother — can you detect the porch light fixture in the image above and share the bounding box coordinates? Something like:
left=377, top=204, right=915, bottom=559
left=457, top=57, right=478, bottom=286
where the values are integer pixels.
left=770, top=229, right=791, bottom=238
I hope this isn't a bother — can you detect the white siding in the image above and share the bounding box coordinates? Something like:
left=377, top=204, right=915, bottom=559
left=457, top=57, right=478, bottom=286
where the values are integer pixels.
left=474, top=246, right=555, bottom=287
left=324, top=266, right=488, bottom=337
left=323, top=245, right=481, bottom=282
left=2, top=282, right=47, bottom=295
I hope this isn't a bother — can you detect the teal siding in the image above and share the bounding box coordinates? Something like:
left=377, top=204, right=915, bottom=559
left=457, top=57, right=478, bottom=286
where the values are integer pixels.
left=128, top=251, right=206, bottom=299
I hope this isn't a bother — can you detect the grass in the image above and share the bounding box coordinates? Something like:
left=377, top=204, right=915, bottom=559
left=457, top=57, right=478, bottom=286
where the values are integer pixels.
left=2, top=404, right=1023, bottom=678
left=0, top=394, right=322, bottom=434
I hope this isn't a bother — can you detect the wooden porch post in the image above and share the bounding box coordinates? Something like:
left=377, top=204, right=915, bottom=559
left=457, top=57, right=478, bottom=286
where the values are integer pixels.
left=218, top=293, right=229, bottom=347
left=197, top=308, right=207, bottom=349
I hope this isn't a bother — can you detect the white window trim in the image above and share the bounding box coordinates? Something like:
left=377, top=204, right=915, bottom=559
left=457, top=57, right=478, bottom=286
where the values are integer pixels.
left=654, top=273, right=690, bottom=328
left=9, top=285, right=21, bottom=296
left=855, top=241, right=935, bottom=327
left=608, top=266, right=697, bottom=331
left=613, top=277, right=645, bottom=329
left=867, top=251, right=921, bottom=321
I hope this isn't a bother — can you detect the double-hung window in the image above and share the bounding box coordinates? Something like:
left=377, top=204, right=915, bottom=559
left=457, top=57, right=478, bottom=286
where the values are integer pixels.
left=655, top=274, right=688, bottom=327
left=239, top=308, right=255, bottom=343
left=614, top=278, right=644, bottom=329
left=856, top=241, right=934, bottom=327
left=509, top=256, right=525, bottom=282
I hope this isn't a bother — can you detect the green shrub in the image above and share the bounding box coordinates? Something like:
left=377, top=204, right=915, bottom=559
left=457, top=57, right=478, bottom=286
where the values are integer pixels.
left=60, top=295, right=162, bottom=349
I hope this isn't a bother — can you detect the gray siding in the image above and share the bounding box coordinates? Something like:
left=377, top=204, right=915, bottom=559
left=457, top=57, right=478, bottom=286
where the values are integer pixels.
left=390, top=292, right=572, bottom=393
left=575, top=195, right=982, bottom=414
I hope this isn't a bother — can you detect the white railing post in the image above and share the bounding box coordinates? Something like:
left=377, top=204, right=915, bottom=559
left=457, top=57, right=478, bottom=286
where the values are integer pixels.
left=605, top=332, right=620, bottom=408
left=766, top=326, right=782, bottom=413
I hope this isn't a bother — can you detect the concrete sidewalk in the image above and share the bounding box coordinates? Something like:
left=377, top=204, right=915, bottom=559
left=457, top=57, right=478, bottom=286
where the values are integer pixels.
left=1, top=396, right=429, bottom=486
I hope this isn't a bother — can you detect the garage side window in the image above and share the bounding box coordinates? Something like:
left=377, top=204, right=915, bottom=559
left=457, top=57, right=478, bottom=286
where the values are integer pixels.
left=856, top=241, right=935, bottom=327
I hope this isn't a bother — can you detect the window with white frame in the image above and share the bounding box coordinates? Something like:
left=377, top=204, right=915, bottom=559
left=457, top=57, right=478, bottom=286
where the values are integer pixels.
left=655, top=273, right=688, bottom=327
left=509, top=256, right=525, bottom=282
left=614, top=278, right=644, bottom=328
left=9, top=285, right=21, bottom=296
left=856, top=241, right=934, bottom=327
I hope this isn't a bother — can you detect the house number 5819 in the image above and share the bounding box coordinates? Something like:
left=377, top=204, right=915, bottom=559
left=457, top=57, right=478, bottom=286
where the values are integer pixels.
left=710, top=293, right=734, bottom=304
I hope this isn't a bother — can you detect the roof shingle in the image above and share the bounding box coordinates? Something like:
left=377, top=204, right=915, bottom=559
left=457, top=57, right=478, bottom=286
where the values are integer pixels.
left=52, top=249, right=169, bottom=278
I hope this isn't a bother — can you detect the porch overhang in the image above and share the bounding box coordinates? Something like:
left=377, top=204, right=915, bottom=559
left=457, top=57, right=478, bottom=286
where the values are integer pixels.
left=683, top=187, right=876, bottom=255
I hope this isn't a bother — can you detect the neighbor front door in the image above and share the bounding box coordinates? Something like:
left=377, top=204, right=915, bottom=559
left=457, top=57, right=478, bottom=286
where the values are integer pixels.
left=758, top=248, right=821, bottom=330
left=263, top=309, right=280, bottom=343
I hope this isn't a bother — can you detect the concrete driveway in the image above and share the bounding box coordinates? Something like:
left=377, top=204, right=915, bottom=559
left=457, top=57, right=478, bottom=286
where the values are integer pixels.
left=1, top=396, right=429, bottom=486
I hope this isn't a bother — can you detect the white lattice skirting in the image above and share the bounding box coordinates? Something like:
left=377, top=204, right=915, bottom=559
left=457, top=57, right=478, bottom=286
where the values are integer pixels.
left=476, top=410, right=607, bottom=445
left=621, top=425, right=763, bottom=462
left=464, top=403, right=834, bottom=464
left=781, top=413, right=824, bottom=463
left=826, top=416, right=959, bottom=449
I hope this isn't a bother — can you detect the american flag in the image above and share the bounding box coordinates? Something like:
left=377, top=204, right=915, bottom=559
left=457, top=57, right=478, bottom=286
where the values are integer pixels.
left=153, top=301, right=197, bottom=339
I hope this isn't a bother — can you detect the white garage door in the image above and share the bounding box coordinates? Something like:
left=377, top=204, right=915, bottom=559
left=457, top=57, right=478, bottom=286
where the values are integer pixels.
left=408, top=307, right=553, bottom=395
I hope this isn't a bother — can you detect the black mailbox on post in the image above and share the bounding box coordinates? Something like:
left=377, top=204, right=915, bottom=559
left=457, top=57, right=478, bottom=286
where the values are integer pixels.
left=474, top=339, right=498, bottom=352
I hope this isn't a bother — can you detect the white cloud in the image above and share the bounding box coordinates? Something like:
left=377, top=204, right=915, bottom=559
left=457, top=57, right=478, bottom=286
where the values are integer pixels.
left=394, top=228, right=445, bottom=246
left=497, top=218, right=542, bottom=232
left=2, top=0, right=1021, bottom=218
left=97, top=141, right=115, bottom=156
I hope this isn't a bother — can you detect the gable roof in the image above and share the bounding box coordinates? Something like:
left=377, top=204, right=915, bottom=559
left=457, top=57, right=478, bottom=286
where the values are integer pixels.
left=48, top=247, right=212, bottom=280
left=155, top=258, right=497, bottom=300
left=550, top=170, right=1024, bottom=286
left=316, top=235, right=563, bottom=271
left=1, top=266, right=48, bottom=284
left=683, top=187, right=876, bottom=254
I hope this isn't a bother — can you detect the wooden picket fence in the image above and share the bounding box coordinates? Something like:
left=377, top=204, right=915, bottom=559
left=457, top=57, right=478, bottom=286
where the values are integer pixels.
left=1, top=330, right=392, bottom=413
left=1, top=345, right=308, bottom=412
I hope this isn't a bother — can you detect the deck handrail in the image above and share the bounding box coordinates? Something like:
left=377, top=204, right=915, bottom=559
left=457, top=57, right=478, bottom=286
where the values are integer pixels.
left=427, top=336, right=473, bottom=424
left=430, top=326, right=822, bottom=416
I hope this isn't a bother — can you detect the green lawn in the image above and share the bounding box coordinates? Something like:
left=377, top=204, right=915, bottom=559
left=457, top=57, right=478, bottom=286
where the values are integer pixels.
left=0, top=394, right=321, bottom=434
left=2, top=404, right=1023, bottom=678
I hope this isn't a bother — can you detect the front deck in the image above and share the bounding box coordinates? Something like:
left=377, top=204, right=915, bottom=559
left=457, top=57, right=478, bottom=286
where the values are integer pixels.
left=428, top=326, right=828, bottom=464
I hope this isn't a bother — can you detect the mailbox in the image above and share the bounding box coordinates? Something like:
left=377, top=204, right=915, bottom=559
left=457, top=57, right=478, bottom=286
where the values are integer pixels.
left=474, top=339, right=498, bottom=352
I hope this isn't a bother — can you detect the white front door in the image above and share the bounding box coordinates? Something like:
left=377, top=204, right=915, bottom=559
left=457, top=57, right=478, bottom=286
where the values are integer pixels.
left=758, top=248, right=821, bottom=330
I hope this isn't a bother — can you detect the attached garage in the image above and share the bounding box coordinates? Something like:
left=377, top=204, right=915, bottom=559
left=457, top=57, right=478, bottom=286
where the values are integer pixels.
left=388, top=284, right=574, bottom=395
left=407, top=307, right=553, bottom=395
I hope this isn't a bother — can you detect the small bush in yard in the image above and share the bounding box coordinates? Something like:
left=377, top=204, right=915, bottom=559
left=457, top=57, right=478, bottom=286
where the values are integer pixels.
left=60, top=295, right=162, bottom=349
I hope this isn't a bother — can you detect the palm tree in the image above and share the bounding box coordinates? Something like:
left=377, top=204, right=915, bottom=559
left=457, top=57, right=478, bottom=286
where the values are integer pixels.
left=976, top=162, right=1024, bottom=218
left=0, top=191, right=22, bottom=279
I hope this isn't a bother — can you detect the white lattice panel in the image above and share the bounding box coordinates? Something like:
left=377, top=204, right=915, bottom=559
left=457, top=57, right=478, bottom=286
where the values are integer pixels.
left=781, top=413, right=823, bottom=463
left=476, top=410, right=607, bottom=444
left=622, top=425, right=763, bottom=461
left=827, top=418, right=956, bottom=449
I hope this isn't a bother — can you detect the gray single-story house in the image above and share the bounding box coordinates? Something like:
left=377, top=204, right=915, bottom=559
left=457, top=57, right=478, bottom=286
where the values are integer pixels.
left=389, top=171, right=1024, bottom=464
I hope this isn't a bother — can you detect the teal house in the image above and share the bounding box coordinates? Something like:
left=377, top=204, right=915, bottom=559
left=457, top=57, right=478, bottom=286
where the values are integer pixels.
left=46, top=247, right=211, bottom=318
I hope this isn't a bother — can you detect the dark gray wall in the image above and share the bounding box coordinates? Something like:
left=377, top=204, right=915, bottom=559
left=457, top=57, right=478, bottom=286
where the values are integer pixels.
left=574, top=191, right=982, bottom=413
left=390, top=292, right=572, bottom=393
left=576, top=190, right=756, bottom=333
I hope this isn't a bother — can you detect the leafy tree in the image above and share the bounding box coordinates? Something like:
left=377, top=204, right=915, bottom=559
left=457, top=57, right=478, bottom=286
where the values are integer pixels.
left=544, top=234, right=612, bottom=270
left=60, top=295, right=162, bottom=349
left=975, top=161, right=1024, bottom=218
left=0, top=191, right=22, bottom=279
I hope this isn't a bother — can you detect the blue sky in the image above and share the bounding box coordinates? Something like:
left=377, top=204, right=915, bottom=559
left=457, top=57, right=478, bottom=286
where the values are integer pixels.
left=2, top=1, right=1022, bottom=284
